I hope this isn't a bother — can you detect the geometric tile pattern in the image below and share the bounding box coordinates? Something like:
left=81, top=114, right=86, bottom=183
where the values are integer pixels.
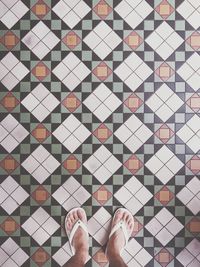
left=0, top=52, right=29, bottom=91
left=84, top=21, right=121, bottom=60
left=115, top=114, right=153, bottom=153
left=146, top=22, right=184, bottom=60
left=83, top=83, right=122, bottom=121
left=177, top=1, right=200, bottom=29
left=145, top=207, right=184, bottom=246
left=53, top=114, right=91, bottom=152
left=22, top=21, right=60, bottom=60
left=52, top=0, right=91, bottom=29
left=115, top=0, right=153, bottom=30
left=0, top=114, right=29, bottom=153
left=0, top=0, right=200, bottom=266
left=22, top=207, right=60, bottom=245
left=52, top=52, right=90, bottom=91
left=177, top=114, right=200, bottom=153
left=146, top=84, right=184, bottom=122
left=0, top=0, right=29, bottom=29
left=0, top=176, right=29, bottom=215
left=114, top=176, right=153, bottom=215
left=114, top=52, right=153, bottom=92
left=177, top=52, right=200, bottom=91
left=177, top=176, right=200, bottom=215
left=145, top=145, right=184, bottom=184
left=21, top=83, right=60, bottom=122
left=21, top=145, right=60, bottom=184
left=83, top=145, right=122, bottom=184
left=52, top=176, right=91, bottom=211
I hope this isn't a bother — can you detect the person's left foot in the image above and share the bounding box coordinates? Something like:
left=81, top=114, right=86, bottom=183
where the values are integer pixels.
left=66, top=209, right=89, bottom=262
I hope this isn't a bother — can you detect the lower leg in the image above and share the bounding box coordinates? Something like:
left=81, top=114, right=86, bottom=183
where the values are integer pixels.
left=64, top=209, right=89, bottom=267
left=108, top=254, right=128, bottom=267
left=63, top=248, right=87, bottom=267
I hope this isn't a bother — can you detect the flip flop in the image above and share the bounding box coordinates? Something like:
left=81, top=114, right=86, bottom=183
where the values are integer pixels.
left=65, top=207, right=89, bottom=256
left=106, top=208, right=134, bottom=255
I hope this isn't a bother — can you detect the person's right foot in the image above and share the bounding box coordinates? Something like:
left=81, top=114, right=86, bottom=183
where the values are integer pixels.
left=66, top=209, right=89, bottom=262
left=106, top=209, right=134, bottom=259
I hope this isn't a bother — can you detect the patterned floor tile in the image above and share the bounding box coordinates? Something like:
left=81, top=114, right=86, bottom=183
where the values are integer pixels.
left=0, top=0, right=200, bottom=266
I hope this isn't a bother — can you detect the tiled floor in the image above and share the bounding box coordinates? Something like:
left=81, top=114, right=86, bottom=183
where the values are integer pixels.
left=0, top=0, right=200, bottom=266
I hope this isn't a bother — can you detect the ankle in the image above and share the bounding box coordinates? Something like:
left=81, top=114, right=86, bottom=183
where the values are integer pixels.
left=107, top=250, right=121, bottom=261
left=106, top=245, right=120, bottom=260
left=74, top=247, right=89, bottom=262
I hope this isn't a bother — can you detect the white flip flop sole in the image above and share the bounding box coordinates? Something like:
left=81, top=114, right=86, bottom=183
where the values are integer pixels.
left=65, top=207, right=89, bottom=256
left=106, top=208, right=134, bottom=255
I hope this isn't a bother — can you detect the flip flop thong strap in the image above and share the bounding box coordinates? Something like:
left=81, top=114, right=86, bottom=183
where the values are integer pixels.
left=109, top=221, right=129, bottom=246
left=69, top=219, right=88, bottom=249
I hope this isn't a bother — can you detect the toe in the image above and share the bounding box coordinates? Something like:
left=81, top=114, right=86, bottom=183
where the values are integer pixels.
left=66, top=221, right=71, bottom=230
left=73, top=211, right=78, bottom=221
left=113, top=210, right=123, bottom=226
left=77, top=209, right=87, bottom=223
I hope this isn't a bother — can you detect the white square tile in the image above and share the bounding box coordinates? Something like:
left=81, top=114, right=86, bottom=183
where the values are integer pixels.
left=32, top=165, right=50, bottom=184
left=177, top=187, right=194, bottom=205
left=83, top=31, right=101, bottom=50
left=1, top=10, right=19, bottom=29
left=88, top=217, right=102, bottom=235
left=155, top=208, right=174, bottom=226
left=32, top=207, right=50, bottom=225
left=32, top=21, right=50, bottom=39
left=145, top=155, right=163, bottom=174
left=42, top=155, right=60, bottom=174
left=31, top=104, right=50, bottom=122
left=0, top=248, right=9, bottom=266
left=135, top=186, right=152, bottom=205
left=83, top=155, right=101, bottom=174
left=145, top=217, right=163, bottom=236
left=94, top=165, right=111, bottom=184
left=187, top=177, right=200, bottom=195
left=52, top=0, right=70, bottom=18
left=0, top=188, right=8, bottom=204
left=1, top=238, right=18, bottom=255
left=134, top=248, right=152, bottom=266
left=166, top=217, right=183, bottom=235
left=32, top=145, right=50, bottom=162
left=43, top=31, right=60, bottom=50
left=32, top=42, right=50, bottom=60
left=11, top=1, right=29, bottom=18
left=93, top=42, right=111, bottom=60
left=1, top=176, right=19, bottom=194
left=63, top=176, right=80, bottom=194
left=63, top=196, right=80, bottom=211
left=73, top=186, right=91, bottom=205
left=187, top=197, right=200, bottom=215
left=94, top=104, right=112, bottom=122
left=125, top=196, right=143, bottom=215
left=42, top=217, right=60, bottom=235
left=93, top=207, right=111, bottom=226
left=11, top=186, right=29, bottom=205
left=1, top=197, right=19, bottom=214
left=11, top=247, right=29, bottom=266
left=156, top=228, right=173, bottom=246
left=32, top=227, right=50, bottom=245
left=114, top=186, right=132, bottom=205
left=22, top=217, right=40, bottom=235
left=177, top=249, right=194, bottom=266
left=0, top=63, right=9, bottom=80
left=124, top=10, right=143, bottom=30
left=52, top=186, right=70, bottom=204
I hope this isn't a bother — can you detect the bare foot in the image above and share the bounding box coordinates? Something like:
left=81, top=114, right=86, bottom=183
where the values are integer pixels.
left=106, top=209, right=134, bottom=259
left=66, top=209, right=89, bottom=262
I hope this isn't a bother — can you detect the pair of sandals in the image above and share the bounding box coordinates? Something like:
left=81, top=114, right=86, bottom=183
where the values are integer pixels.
left=65, top=207, right=134, bottom=257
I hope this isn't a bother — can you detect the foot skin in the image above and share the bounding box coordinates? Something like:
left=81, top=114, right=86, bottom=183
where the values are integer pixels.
left=66, top=209, right=89, bottom=262
left=106, top=209, right=134, bottom=259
